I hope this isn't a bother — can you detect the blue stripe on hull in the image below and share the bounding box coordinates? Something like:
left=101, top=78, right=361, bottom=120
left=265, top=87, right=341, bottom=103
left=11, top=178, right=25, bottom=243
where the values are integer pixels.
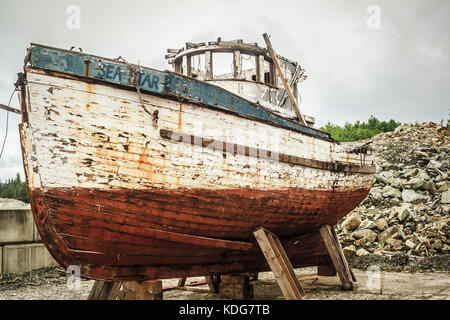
left=29, top=44, right=331, bottom=140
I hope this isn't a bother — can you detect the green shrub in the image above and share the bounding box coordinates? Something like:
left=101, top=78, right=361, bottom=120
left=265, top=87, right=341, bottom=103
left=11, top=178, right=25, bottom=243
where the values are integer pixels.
left=320, top=116, right=400, bottom=142
left=0, top=173, right=29, bottom=203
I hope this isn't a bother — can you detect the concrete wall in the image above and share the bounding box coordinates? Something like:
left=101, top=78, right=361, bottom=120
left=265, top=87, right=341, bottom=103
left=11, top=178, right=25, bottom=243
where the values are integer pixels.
left=0, top=208, right=58, bottom=275
left=0, top=209, right=34, bottom=244
left=2, top=243, right=58, bottom=274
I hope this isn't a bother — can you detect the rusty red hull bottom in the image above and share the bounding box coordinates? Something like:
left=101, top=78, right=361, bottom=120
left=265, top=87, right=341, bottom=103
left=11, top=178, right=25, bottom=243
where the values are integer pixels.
left=30, top=187, right=369, bottom=281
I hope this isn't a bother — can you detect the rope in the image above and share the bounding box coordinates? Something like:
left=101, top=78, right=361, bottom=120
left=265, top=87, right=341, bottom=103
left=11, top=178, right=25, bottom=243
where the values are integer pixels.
left=116, top=56, right=152, bottom=116
left=0, top=89, right=17, bottom=160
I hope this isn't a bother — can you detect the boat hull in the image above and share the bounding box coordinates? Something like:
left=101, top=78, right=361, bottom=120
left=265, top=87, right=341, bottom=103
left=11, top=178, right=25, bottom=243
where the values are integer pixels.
left=20, top=66, right=375, bottom=281
left=29, top=186, right=369, bottom=281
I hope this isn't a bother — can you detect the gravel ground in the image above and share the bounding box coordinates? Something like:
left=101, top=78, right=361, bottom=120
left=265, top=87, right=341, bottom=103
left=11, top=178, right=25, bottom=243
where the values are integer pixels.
left=0, top=266, right=449, bottom=300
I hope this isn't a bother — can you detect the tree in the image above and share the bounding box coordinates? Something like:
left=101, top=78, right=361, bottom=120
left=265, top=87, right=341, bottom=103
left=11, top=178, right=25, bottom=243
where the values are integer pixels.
left=320, top=116, right=401, bottom=142
left=0, top=173, right=30, bottom=203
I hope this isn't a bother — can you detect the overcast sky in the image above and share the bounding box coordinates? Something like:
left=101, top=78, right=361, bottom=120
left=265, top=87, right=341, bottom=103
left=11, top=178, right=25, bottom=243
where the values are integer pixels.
left=0, top=0, right=449, bottom=180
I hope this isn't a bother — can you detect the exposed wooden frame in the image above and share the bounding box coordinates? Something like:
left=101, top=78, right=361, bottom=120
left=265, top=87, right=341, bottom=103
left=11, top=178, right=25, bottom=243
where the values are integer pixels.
left=233, top=50, right=241, bottom=79
left=278, top=66, right=304, bottom=108
left=182, top=55, right=188, bottom=76
left=262, top=33, right=307, bottom=126
left=186, top=55, right=192, bottom=77
left=87, top=225, right=355, bottom=299
left=253, top=227, right=305, bottom=300
left=256, top=55, right=265, bottom=83
left=205, top=50, right=213, bottom=80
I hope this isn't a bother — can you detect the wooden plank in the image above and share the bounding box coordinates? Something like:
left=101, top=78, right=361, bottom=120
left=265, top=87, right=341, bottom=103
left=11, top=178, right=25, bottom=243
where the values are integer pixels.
left=205, top=50, right=213, bottom=80
left=253, top=227, right=304, bottom=300
left=178, top=286, right=211, bottom=293
left=205, top=275, right=220, bottom=293
left=186, top=55, right=192, bottom=77
left=319, top=225, right=354, bottom=290
left=262, top=33, right=307, bottom=125
left=278, top=66, right=304, bottom=107
left=219, top=275, right=253, bottom=299
left=88, top=280, right=122, bottom=300
left=268, top=231, right=305, bottom=297
left=233, top=51, right=241, bottom=79
left=256, top=55, right=265, bottom=83
left=175, top=61, right=182, bottom=73
left=318, top=262, right=337, bottom=276
left=181, top=55, right=192, bottom=77
left=0, top=103, right=21, bottom=114
left=330, top=227, right=357, bottom=283
left=26, top=62, right=334, bottom=141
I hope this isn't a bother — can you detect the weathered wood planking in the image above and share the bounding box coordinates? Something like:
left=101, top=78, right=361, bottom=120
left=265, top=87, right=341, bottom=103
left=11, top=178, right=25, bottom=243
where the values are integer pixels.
left=254, top=227, right=305, bottom=300
left=25, top=69, right=369, bottom=164
left=88, top=280, right=122, bottom=300
left=319, top=225, right=355, bottom=290
left=24, top=71, right=374, bottom=194
left=20, top=62, right=375, bottom=281
left=28, top=44, right=331, bottom=139
left=263, top=33, right=307, bottom=126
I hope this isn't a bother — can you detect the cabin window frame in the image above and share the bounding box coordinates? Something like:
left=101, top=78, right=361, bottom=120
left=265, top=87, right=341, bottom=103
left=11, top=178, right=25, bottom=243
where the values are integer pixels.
left=175, top=50, right=278, bottom=88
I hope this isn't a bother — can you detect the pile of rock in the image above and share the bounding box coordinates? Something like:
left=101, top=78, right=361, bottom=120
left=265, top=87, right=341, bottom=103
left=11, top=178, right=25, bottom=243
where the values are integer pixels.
left=337, top=122, right=449, bottom=260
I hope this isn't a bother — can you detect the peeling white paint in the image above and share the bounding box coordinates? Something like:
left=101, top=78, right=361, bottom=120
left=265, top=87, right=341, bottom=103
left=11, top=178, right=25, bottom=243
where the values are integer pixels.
left=21, top=71, right=375, bottom=193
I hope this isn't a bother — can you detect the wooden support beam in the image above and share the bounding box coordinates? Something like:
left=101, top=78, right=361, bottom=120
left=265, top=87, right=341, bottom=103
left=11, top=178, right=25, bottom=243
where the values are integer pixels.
left=253, top=227, right=305, bottom=300
left=269, top=61, right=276, bottom=86
left=262, top=33, right=307, bottom=126
left=205, top=275, right=221, bottom=293
left=88, top=280, right=122, bottom=300
left=175, top=61, right=182, bottom=74
left=233, top=51, right=241, bottom=79
left=219, top=274, right=254, bottom=300
left=318, top=262, right=337, bottom=276
left=0, top=103, right=21, bottom=114
left=205, top=50, right=213, bottom=80
left=278, top=66, right=304, bottom=108
left=319, top=225, right=355, bottom=291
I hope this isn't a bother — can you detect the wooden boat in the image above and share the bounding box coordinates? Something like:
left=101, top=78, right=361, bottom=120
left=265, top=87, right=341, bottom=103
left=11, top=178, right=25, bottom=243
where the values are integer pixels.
left=17, top=36, right=375, bottom=281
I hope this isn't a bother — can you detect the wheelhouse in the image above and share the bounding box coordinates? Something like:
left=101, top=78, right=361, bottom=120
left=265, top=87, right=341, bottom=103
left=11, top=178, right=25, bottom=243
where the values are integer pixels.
left=166, top=38, right=315, bottom=127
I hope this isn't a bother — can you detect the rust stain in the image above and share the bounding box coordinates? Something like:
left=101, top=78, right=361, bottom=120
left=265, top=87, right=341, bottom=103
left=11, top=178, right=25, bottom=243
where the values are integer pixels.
left=138, top=148, right=153, bottom=182
left=85, top=83, right=95, bottom=111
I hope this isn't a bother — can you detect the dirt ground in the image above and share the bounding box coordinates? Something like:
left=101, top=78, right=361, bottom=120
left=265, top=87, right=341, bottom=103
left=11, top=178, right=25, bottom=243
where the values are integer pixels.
left=0, top=266, right=448, bottom=300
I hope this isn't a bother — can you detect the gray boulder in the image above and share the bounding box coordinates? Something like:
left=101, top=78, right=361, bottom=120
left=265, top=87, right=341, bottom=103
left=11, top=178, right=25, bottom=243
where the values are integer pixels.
left=402, top=189, right=429, bottom=203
